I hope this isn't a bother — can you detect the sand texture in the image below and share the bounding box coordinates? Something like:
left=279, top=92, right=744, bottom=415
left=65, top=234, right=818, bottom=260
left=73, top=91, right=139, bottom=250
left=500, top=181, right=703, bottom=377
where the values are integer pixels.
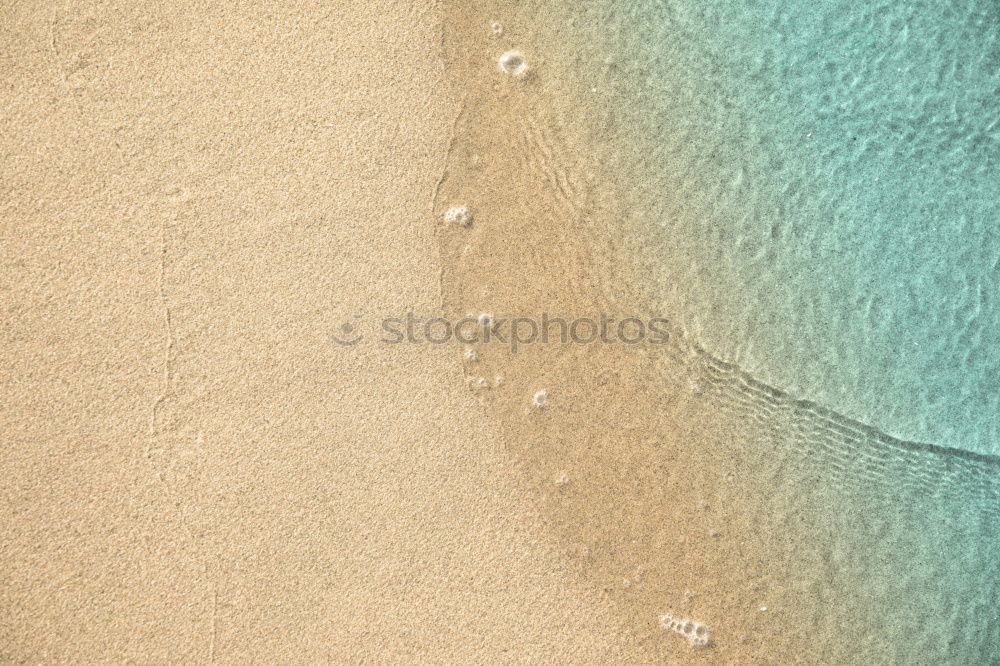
left=4, top=0, right=998, bottom=664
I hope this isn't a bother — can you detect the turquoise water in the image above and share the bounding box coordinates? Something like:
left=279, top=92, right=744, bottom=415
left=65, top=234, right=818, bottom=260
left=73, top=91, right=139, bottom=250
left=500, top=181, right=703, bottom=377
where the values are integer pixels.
left=448, top=0, right=999, bottom=659
left=477, top=0, right=1000, bottom=660
left=542, top=0, right=1000, bottom=456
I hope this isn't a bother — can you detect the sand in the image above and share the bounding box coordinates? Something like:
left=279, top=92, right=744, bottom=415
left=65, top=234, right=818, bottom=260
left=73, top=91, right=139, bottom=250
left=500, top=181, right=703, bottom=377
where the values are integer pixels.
left=1, top=0, right=646, bottom=662
left=5, top=0, right=999, bottom=664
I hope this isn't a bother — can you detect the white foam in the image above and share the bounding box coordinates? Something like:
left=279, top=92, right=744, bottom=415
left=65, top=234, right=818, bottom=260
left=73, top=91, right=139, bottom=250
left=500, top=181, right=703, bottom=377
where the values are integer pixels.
left=660, top=613, right=711, bottom=648
left=498, top=50, right=528, bottom=77
left=532, top=389, right=548, bottom=408
left=444, top=205, right=473, bottom=226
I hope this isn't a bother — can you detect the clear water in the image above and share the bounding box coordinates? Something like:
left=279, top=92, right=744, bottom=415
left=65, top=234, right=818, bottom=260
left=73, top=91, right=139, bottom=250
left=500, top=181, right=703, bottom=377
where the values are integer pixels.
left=439, top=0, right=1000, bottom=661
left=554, top=0, right=1000, bottom=457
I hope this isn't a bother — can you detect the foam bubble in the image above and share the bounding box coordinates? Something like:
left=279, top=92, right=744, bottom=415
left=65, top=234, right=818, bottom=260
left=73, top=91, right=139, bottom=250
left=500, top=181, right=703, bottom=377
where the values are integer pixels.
left=498, top=50, right=528, bottom=77
left=490, top=22, right=503, bottom=36
left=660, top=612, right=711, bottom=648
left=532, top=389, right=549, bottom=408
left=464, top=346, right=478, bottom=362
left=444, top=205, right=473, bottom=226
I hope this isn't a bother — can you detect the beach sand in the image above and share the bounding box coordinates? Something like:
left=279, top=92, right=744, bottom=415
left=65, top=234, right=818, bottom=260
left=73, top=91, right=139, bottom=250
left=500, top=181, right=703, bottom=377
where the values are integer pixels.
left=1, top=0, right=649, bottom=662
left=4, top=0, right=998, bottom=664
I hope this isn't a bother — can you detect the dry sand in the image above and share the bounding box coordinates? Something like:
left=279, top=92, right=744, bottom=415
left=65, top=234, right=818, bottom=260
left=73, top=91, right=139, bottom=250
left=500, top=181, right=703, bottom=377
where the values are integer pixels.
left=1, top=0, right=651, bottom=662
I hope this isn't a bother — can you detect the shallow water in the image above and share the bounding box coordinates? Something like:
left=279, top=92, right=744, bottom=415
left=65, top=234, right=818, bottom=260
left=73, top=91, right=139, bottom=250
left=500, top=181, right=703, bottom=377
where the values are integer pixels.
left=539, top=0, right=1000, bottom=457
left=439, top=0, right=999, bottom=662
